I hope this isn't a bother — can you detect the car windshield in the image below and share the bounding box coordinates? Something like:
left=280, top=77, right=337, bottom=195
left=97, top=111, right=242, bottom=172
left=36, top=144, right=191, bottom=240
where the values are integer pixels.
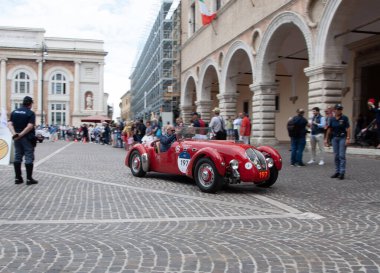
left=175, top=126, right=213, bottom=140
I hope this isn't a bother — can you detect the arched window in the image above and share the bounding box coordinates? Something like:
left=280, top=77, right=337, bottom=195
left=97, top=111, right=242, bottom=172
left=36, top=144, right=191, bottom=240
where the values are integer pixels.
left=51, top=73, right=67, bottom=95
left=14, top=71, right=31, bottom=94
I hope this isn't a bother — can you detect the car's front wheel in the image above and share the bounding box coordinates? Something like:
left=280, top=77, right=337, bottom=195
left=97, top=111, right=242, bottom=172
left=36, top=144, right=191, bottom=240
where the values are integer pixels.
left=194, top=158, right=223, bottom=193
left=257, top=166, right=278, bottom=188
left=129, top=151, right=146, bottom=177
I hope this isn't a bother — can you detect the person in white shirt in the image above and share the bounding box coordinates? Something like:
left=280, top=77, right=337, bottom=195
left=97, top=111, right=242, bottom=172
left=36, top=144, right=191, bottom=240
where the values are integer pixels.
left=209, top=107, right=226, bottom=140
left=233, top=113, right=243, bottom=141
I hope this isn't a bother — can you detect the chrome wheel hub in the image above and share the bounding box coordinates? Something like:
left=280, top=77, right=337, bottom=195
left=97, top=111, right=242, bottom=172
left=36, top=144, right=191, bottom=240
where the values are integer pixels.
left=198, top=164, right=214, bottom=187
left=132, top=156, right=140, bottom=172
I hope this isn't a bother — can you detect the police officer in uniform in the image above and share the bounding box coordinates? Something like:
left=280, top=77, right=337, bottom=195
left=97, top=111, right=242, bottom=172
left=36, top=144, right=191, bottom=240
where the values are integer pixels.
left=8, top=96, right=38, bottom=185
left=325, top=103, right=351, bottom=180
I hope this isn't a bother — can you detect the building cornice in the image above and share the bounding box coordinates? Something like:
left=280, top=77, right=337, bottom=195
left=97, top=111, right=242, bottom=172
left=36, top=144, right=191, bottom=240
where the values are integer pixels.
left=0, top=26, right=45, bottom=33
left=180, top=0, right=296, bottom=74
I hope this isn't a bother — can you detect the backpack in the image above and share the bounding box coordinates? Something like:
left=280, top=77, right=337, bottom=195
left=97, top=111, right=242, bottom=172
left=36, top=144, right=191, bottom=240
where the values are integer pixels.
left=287, top=117, right=298, bottom=137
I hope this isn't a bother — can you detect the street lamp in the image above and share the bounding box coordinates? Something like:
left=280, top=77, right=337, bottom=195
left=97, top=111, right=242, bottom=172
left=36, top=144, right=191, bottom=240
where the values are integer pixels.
left=35, top=42, right=48, bottom=126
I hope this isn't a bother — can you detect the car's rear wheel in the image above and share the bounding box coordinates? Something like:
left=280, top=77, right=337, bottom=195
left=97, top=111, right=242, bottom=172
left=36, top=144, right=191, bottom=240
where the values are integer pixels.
left=130, top=151, right=146, bottom=177
left=194, top=158, right=223, bottom=193
left=257, top=166, right=278, bottom=188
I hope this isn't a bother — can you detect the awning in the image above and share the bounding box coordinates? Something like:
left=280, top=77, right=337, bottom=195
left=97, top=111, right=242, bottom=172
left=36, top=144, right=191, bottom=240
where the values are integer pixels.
left=80, top=115, right=112, bottom=123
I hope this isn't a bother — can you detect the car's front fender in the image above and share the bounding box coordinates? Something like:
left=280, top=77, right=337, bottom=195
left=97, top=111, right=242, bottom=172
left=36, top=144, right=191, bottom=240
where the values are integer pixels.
left=125, top=144, right=150, bottom=172
left=186, top=147, right=226, bottom=178
left=257, top=146, right=282, bottom=170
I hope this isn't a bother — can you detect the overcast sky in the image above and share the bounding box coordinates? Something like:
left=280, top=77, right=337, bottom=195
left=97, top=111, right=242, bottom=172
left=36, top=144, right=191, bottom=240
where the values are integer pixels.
left=0, top=0, right=174, bottom=118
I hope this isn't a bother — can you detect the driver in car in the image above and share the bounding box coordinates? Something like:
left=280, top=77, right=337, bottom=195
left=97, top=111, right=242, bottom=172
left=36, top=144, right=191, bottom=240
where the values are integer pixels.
left=159, top=125, right=177, bottom=152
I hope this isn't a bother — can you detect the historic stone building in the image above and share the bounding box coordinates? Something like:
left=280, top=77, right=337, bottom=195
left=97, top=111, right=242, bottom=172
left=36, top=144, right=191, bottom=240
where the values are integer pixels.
left=180, top=0, right=380, bottom=144
left=120, top=90, right=132, bottom=121
left=0, top=26, right=108, bottom=127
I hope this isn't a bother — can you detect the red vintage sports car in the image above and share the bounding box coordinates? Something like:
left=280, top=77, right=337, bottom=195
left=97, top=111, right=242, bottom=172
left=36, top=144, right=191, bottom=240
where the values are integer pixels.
left=125, top=127, right=282, bottom=193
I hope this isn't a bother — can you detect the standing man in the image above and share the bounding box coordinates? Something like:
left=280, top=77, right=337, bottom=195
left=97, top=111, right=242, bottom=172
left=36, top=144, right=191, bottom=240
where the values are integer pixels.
left=233, top=113, right=243, bottom=141
left=240, top=113, right=251, bottom=144
left=209, top=108, right=226, bottom=140
left=307, top=107, right=326, bottom=165
left=7, top=96, right=38, bottom=185
left=191, top=112, right=206, bottom=128
left=191, top=112, right=207, bottom=138
left=290, top=108, right=308, bottom=167
left=325, top=104, right=350, bottom=180
left=367, top=98, right=380, bottom=149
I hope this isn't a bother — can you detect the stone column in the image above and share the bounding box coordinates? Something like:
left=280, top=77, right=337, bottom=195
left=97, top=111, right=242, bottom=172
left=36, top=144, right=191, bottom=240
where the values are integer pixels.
left=304, top=64, right=347, bottom=114
left=217, top=93, right=238, bottom=120
left=0, top=58, right=7, bottom=110
left=36, top=59, right=43, bottom=121
left=98, top=62, right=105, bottom=114
left=180, top=105, right=193, bottom=125
left=250, top=83, right=279, bottom=146
left=74, top=61, right=81, bottom=113
left=195, top=100, right=212, bottom=123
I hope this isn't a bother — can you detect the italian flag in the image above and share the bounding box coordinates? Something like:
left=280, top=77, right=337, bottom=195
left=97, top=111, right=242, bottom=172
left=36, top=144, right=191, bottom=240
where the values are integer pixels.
left=199, top=0, right=216, bottom=25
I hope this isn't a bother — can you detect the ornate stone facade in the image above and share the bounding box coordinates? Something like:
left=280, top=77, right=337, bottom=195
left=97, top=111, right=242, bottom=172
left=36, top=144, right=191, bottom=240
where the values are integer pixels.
left=0, top=26, right=108, bottom=126
left=180, top=0, right=380, bottom=144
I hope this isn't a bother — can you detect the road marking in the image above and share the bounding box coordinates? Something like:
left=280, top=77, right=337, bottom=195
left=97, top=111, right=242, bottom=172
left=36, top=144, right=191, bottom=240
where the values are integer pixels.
left=254, top=195, right=303, bottom=214
left=35, top=169, right=323, bottom=219
left=34, top=142, right=73, bottom=167
left=0, top=212, right=323, bottom=226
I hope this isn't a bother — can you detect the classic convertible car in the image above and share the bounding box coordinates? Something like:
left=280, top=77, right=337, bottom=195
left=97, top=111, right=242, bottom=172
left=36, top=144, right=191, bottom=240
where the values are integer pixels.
left=125, top=127, right=282, bottom=193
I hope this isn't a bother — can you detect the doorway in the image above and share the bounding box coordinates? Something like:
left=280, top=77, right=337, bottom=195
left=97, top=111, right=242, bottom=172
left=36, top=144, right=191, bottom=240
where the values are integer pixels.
left=361, top=64, right=380, bottom=126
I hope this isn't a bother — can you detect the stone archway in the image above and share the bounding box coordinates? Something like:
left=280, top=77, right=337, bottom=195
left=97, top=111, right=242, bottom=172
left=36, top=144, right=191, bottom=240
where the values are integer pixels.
left=252, top=11, right=313, bottom=144
left=221, top=41, right=254, bottom=122
left=315, top=0, right=380, bottom=135
left=181, top=72, right=197, bottom=124
left=198, top=60, right=220, bottom=123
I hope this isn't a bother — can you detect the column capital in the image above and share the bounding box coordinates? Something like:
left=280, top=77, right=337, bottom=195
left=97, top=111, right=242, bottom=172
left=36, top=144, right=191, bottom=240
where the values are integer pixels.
left=0, top=57, right=8, bottom=62
left=250, top=82, right=279, bottom=95
left=74, top=60, right=82, bottom=65
left=181, top=105, right=193, bottom=111
left=195, top=100, right=212, bottom=107
left=304, top=64, right=347, bottom=77
left=216, top=93, right=238, bottom=102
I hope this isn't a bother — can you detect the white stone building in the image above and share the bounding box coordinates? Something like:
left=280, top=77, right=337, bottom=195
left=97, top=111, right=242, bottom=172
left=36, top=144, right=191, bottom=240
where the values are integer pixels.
left=180, top=0, right=380, bottom=144
left=0, top=26, right=108, bottom=127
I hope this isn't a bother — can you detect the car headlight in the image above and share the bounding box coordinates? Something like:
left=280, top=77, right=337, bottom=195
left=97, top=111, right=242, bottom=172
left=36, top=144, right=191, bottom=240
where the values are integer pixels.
left=245, top=148, right=267, bottom=170
left=266, top=157, right=274, bottom=168
left=229, top=159, right=239, bottom=170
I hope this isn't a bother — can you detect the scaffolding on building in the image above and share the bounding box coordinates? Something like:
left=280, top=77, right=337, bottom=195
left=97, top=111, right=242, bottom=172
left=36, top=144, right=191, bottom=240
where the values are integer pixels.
left=130, top=0, right=181, bottom=122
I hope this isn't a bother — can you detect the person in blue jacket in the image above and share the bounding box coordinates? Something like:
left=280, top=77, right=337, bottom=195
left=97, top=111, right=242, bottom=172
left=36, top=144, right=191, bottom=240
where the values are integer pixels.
left=8, top=96, right=38, bottom=185
left=290, top=108, right=309, bottom=167
left=325, top=104, right=351, bottom=180
left=159, top=125, right=177, bottom=152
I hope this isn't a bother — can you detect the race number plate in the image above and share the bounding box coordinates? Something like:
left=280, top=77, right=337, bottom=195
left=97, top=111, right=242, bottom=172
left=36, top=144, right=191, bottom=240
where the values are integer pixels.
left=259, top=171, right=268, bottom=179
left=178, top=152, right=191, bottom=173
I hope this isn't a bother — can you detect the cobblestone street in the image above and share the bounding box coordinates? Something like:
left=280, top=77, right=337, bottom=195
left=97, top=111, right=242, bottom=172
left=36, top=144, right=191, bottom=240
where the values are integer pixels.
left=0, top=141, right=379, bottom=273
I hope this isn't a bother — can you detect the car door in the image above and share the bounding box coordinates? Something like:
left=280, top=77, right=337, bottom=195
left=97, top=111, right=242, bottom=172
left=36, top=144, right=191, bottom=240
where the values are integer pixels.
left=152, top=141, right=183, bottom=175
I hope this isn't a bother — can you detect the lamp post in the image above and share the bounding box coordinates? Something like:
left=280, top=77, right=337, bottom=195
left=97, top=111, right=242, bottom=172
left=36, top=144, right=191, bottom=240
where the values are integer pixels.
left=36, top=42, right=48, bottom=126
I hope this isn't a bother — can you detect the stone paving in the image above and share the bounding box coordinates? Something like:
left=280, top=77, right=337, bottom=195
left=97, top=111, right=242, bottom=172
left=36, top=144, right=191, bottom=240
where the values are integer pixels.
left=0, top=140, right=379, bottom=273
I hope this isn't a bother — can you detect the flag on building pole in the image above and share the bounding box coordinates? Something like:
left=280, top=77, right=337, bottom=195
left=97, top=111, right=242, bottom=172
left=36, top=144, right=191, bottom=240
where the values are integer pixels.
left=199, top=0, right=216, bottom=25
